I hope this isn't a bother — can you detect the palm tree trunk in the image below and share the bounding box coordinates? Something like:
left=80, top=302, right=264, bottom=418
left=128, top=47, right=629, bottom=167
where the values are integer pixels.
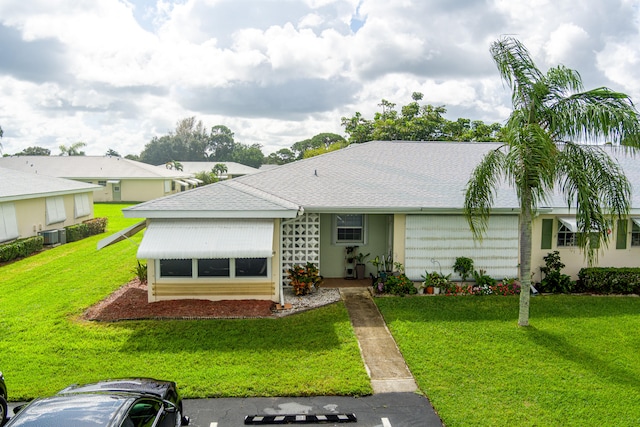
left=518, top=188, right=533, bottom=327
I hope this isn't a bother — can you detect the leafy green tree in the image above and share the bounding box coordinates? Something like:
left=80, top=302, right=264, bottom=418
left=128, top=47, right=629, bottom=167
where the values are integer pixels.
left=105, top=148, right=120, bottom=157
left=208, top=125, right=235, bottom=161
left=265, top=148, right=296, bottom=165
left=125, top=154, right=140, bottom=161
left=304, top=140, right=348, bottom=158
left=291, top=133, right=346, bottom=159
left=464, top=37, right=640, bottom=326
left=231, top=143, right=264, bottom=168
left=164, top=160, right=183, bottom=171
left=341, top=93, right=500, bottom=143
left=139, top=117, right=210, bottom=164
left=194, top=170, right=218, bottom=185
left=59, top=142, right=86, bottom=156
left=17, top=146, right=51, bottom=156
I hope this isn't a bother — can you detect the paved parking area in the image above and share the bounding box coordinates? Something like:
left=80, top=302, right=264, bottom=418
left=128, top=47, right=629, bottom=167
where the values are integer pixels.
left=183, top=392, right=442, bottom=426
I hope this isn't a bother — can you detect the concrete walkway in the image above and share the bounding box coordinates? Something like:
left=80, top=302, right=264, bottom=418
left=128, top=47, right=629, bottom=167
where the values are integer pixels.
left=340, top=287, right=419, bottom=394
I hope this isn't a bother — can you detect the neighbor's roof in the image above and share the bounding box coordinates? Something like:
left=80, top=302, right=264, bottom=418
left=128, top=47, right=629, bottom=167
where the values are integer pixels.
left=122, top=141, right=640, bottom=218
left=0, top=156, right=194, bottom=180
left=158, top=161, right=259, bottom=176
left=124, top=179, right=301, bottom=218
left=0, top=167, right=100, bottom=202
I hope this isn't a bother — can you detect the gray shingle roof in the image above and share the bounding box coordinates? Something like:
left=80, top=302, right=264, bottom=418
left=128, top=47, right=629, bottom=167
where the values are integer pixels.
left=122, top=141, right=640, bottom=217
left=0, top=167, right=100, bottom=201
left=0, top=156, right=193, bottom=179
left=159, top=161, right=259, bottom=176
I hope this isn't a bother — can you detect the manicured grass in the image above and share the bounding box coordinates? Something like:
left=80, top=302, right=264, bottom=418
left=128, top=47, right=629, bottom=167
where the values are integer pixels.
left=376, top=295, right=640, bottom=426
left=0, top=204, right=371, bottom=400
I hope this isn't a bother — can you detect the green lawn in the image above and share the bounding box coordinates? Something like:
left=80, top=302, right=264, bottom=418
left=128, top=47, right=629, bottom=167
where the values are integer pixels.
left=376, top=295, right=640, bottom=426
left=0, top=204, right=371, bottom=400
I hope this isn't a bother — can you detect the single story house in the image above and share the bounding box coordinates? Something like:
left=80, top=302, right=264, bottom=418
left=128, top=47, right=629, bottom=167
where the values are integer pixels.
left=111, top=141, right=640, bottom=304
left=0, top=167, right=100, bottom=244
left=160, top=161, right=260, bottom=179
left=0, top=156, right=198, bottom=202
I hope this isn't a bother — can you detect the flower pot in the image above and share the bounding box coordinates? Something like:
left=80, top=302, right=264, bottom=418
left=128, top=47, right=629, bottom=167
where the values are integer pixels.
left=425, top=286, right=434, bottom=294
left=433, top=287, right=441, bottom=295
left=355, top=264, right=366, bottom=280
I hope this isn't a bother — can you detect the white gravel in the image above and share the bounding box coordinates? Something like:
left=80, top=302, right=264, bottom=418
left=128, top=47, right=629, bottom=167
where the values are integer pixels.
left=274, top=287, right=343, bottom=317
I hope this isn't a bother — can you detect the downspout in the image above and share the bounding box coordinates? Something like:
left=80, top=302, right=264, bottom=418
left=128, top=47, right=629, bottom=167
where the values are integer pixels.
left=279, top=207, right=305, bottom=307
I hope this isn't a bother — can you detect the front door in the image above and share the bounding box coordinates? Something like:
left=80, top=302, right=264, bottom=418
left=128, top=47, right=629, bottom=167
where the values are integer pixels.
left=112, top=184, right=121, bottom=201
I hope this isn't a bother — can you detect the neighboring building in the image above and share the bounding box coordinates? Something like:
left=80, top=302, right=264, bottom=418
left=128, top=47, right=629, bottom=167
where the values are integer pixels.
left=0, top=156, right=198, bottom=202
left=161, top=162, right=260, bottom=179
left=111, top=141, right=640, bottom=303
left=0, top=167, right=100, bottom=244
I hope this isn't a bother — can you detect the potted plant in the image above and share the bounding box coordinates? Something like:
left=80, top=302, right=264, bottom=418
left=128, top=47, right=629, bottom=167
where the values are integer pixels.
left=421, top=270, right=451, bottom=294
left=355, top=252, right=370, bottom=279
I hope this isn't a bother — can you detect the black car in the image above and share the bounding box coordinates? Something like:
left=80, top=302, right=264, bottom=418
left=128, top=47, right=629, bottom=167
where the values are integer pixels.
left=0, top=371, right=7, bottom=426
left=6, top=378, right=189, bottom=427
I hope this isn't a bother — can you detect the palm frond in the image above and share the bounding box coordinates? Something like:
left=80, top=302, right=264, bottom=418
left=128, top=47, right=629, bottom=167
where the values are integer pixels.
left=464, top=148, right=506, bottom=239
left=490, top=36, right=543, bottom=111
left=557, top=143, right=631, bottom=264
left=503, top=123, right=558, bottom=207
left=549, top=88, right=640, bottom=145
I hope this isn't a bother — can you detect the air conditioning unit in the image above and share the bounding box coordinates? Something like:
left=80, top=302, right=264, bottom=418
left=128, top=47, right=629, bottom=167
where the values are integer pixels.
left=58, top=229, right=67, bottom=244
left=39, top=230, right=59, bottom=245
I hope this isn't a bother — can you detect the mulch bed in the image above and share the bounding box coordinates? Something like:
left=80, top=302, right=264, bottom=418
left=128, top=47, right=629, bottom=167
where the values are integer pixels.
left=82, top=279, right=276, bottom=321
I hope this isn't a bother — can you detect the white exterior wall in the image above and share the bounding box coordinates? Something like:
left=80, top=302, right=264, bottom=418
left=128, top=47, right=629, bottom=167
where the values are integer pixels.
left=404, top=214, right=519, bottom=281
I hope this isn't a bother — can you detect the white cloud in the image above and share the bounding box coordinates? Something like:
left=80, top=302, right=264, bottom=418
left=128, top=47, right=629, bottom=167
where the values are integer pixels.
left=0, top=0, right=639, bottom=157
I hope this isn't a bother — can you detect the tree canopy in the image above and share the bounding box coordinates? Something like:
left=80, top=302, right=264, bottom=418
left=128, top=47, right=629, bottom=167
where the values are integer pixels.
left=464, top=36, right=640, bottom=326
left=17, top=146, right=51, bottom=156
left=139, top=118, right=265, bottom=167
left=59, top=142, right=86, bottom=156
left=341, top=92, right=504, bottom=143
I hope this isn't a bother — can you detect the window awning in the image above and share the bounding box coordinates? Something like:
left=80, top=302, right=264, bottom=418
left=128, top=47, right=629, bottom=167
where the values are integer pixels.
left=183, top=178, right=199, bottom=185
left=136, top=219, right=274, bottom=260
left=107, top=180, right=120, bottom=184
left=96, top=220, right=146, bottom=250
left=557, top=217, right=578, bottom=233
left=173, top=179, right=190, bottom=187
left=632, top=218, right=640, bottom=228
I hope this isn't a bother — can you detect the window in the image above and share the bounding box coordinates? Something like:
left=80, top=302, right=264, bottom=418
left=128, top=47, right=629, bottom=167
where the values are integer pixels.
left=0, top=203, right=19, bottom=243
left=557, top=223, right=576, bottom=247
left=159, top=259, right=192, bottom=277
left=98, top=180, right=107, bottom=187
left=198, top=258, right=229, bottom=277
left=335, top=214, right=365, bottom=244
left=159, top=258, right=268, bottom=278
left=632, top=222, right=640, bottom=246
left=236, top=258, right=268, bottom=277
left=45, top=196, right=67, bottom=225
left=74, top=193, right=91, bottom=218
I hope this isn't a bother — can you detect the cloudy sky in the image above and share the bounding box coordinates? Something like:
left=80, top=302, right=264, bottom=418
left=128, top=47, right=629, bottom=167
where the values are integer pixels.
left=1, top=0, right=639, bottom=157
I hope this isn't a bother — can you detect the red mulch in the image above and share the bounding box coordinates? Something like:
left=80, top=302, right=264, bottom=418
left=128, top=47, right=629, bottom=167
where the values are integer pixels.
left=83, top=279, right=276, bottom=321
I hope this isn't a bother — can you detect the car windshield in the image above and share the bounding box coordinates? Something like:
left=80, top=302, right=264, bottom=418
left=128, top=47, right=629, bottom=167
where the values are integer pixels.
left=7, top=394, right=131, bottom=427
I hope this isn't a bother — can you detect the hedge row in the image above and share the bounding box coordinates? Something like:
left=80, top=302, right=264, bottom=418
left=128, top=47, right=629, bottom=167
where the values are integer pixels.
left=65, top=217, right=108, bottom=242
left=576, top=267, right=640, bottom=294
left=0, top=236, right=44, bottom=263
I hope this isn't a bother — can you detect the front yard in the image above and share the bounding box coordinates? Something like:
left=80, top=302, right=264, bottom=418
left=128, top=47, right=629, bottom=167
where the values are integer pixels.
left=376, top=295, right=640, bottom=426
left=1, top=203, right=639, bottom=426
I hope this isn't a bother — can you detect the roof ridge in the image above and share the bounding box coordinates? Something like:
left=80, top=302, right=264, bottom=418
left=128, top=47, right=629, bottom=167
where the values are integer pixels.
left=224, top=180, right=300, bottom=211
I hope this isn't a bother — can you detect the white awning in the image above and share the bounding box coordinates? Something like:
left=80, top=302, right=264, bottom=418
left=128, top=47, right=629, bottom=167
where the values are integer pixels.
left=137, top=219, right=274, bottom=259
left=557, top=217, right=578, bottom=233
left=107, top=180, right=120, bottom=184
left=173, top=179, right=189, bottom=187
left=183, top=178, right=199, bottom=185
left=632, top=218, right=640, bottom=228
left=96, top=220, right=146, bottom=250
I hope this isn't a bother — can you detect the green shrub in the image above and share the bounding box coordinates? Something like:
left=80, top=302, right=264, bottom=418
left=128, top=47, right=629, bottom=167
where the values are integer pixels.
left=382, top=274, right=418, bottom=295
left=0, top=236, right=44, bottom=262
left=65, top=217, right=108, bottom=242
left=453, top=257, right=474, bottom=282
left=577, top=267, right=640, bottom=294
left=539, top=251, right=573, bottom=293
left=132, top=261, right=148, bottom=284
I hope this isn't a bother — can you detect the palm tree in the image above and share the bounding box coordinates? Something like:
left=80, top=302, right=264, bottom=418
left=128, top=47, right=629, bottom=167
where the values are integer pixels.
left=464, top=37, right=640, bottom=326
left=59, top=141, right=87, bottom=156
